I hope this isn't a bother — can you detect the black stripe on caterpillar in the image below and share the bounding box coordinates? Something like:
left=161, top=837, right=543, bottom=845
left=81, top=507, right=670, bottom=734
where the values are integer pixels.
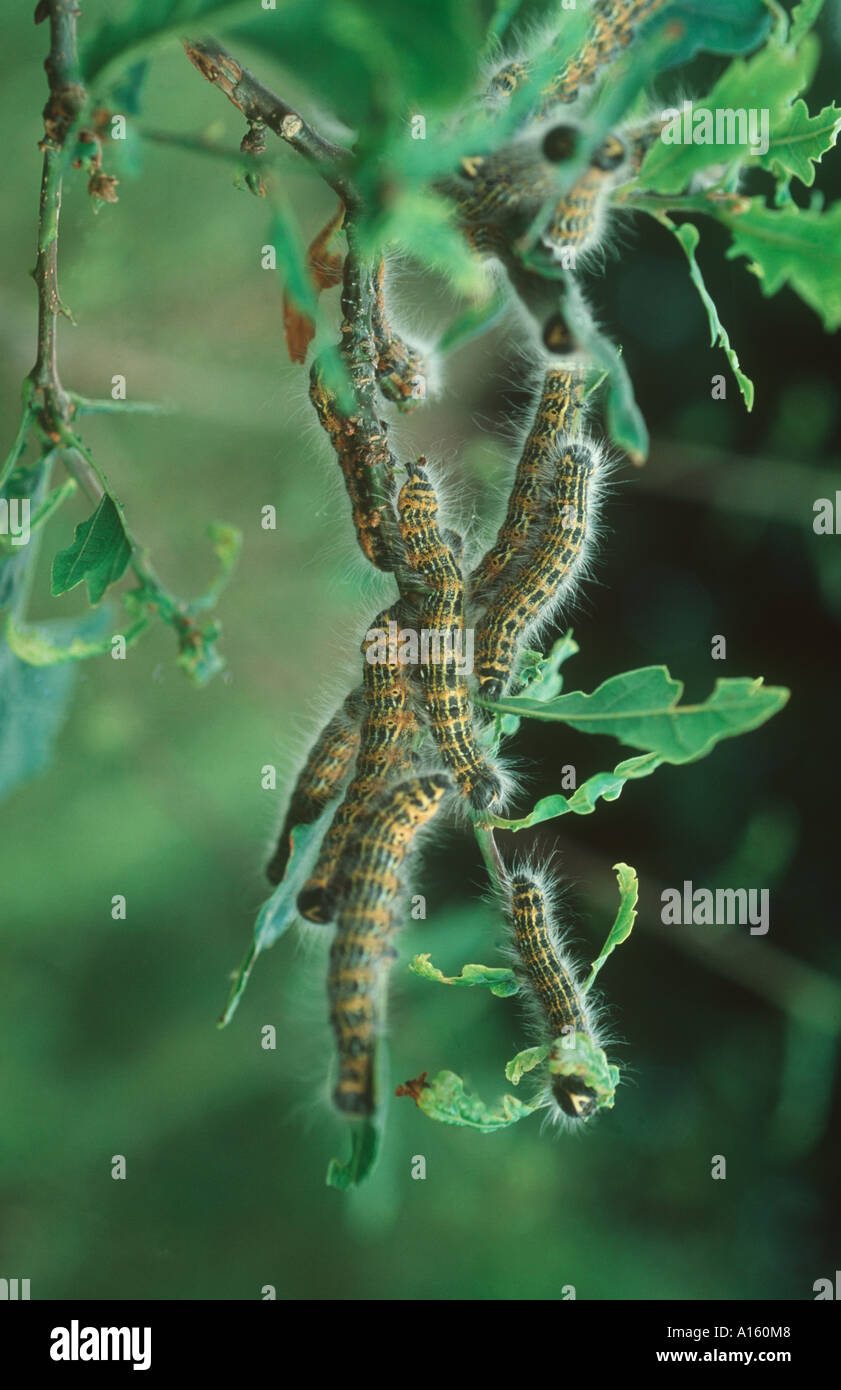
left=328, top=773, right=450, bottom=1117
left=297, top=602, right=421, bottom=924
left=265, top=686, right=366, bottom=886
left=397, top=460, right=503, bottom=812
left=474, top=437, right=601, bottom=701
left=470, top=365, right=585, bottom=606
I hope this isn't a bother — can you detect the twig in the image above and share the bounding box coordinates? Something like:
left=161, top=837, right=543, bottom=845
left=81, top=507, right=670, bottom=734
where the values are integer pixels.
left=182, top=37, right=355, bottom=204
left=29, top=0, right=88, bottom=440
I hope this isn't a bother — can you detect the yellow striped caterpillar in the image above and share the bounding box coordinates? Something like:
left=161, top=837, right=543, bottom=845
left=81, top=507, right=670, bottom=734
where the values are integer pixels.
left=544, top=132, right=629, bottom=258
left=372, top=260, right=427, bottom=412
left=487, top=0, right=669, bottom=110
left=507, top=870, right=610, bottom=1122
left=470, top=365, right=585, bottom=605
left=397, top=461, right=503, bottom=812
left=298, top=602, right=421, bottom=923
left=265, top=686, right=366, bottom=886
left=475, top=438, right=599, bottom=700
left=328, top=774, right=450, bottom=1116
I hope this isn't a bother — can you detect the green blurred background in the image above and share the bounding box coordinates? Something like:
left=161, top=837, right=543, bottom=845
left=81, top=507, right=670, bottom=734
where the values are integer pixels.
left=2, top=1, right=840, bottom=1300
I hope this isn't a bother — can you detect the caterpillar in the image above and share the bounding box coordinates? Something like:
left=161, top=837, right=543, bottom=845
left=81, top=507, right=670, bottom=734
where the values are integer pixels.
left=372, top=260, right=427, bottom=413
left=328, top=773, right=450, bottom=1117
left=470, top=365, right=585, bottom=606
left=507, top=870, right=608, bottom=1122
left=297, top=602, right=421, bottom=923
left=487, top=0, right=669, bottom=111
left=397, top=461, right=503, bottom=812
left=265, top=686, right=366, bottom=886
left=544, top=133, right=629, bottom=258
left=309, top=353, right=397, bottom=572
left=439, top=123, right=628, bottom=266
left=475, top=438, right=599, bottom=700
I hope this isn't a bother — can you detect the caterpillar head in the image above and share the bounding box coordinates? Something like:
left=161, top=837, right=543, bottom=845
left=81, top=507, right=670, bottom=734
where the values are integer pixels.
left=551, top=1074, right=599, bottom=1121
left=466, top=768, right=504, bottom=812
left=542, top=312, right=578, bottom=355
left=297, top=884, right=337, bottom=925
left=542, top=123, right=579, bottom=164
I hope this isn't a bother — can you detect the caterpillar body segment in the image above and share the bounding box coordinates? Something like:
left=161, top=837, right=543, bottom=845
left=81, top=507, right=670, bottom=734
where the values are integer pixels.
left=488, top=0, right=669, bottom=112
left=507, top=872, right=606, bottom=1122
left=544, top=134, right=630, bottom=259
left=372, top=260, right=428, bottom=413
left=397, top=462, right=503, bottom=812
left=265, top=687, right=366, bottom=886
left=470, top=366, right=585, bottom=606
left=475, top=438, right=599, bottom=701
left=309, top=354, right=397, bottom=572
left=297, top=604, right=421, bottom=924
left=329, top=774, right=450, bottom=1117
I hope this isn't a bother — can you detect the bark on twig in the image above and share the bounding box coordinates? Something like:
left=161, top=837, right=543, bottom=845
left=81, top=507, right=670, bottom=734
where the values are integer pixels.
left=182, top=37, right=355, bottom=204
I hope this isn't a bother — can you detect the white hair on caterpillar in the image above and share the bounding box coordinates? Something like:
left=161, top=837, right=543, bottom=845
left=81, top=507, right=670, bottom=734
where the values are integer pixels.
left=500, top=857, right=617, bottom=1130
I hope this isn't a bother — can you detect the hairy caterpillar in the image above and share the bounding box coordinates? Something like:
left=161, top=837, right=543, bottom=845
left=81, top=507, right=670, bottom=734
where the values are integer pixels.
left=507, top=871, right=608, bottom=1122
left=475, top=438, right=599, bottom=700
left=544, top=133, right=629, bottom=256
left=298, top=603, right=421, bottom=923
left=488, top=0, right=669, bottom=110
left=397, top=461, right=503, bottom=811
left=372, top=260, right=427, bottom=413
left=470, top=365, right=585, bottom=605
left=265, top=687, right=366, bottom=885
left=329, top=774, right=450, bottom=1116
left=440, top=123, right=628, bottom=266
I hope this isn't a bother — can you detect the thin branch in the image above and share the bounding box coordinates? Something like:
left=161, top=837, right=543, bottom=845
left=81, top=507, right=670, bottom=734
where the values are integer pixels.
left=29, top=0, right=88, bottom=439
left=182, top=37, right=355, bottom=204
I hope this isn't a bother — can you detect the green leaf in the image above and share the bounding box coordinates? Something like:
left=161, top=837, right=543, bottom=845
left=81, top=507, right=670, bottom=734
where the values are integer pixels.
left=399, top=1070, right=539, bottom=1132
left=51, top=495, right=132, bottom=605
left=436, top=287, right=508, bottom=356
left=0, top=609, right=112, bottom=803
left=482, top=667, right=790, bottom=757
left=218, top=803, right=337, bottom=1027
left=409, top=954, right=519, bottom=998
left=566, top=300, right=648, bottom=462
left=758, top=98, right=841, bottom=188
left=82, top=0, right=262, bottom=87
left=359, top=190, right=489, bottom=298
left=326, top=1119, right=381, bottom=1190
left=5, top=609, right=148, bottom=666
left=269, top=207, right=317, bottom=316
left=490, top=750, right=663, bottom=829
left=231, top=0, right=482, bottom=128
left=789, top=0, right=826, bottom=47
left=188, top=522, right=243, bottom=614
left=660, top=218, right=754, bottom=409
left=583, top=863, right=639, bottom=992
left=639, top=33, right=817, bottom=194
left=720, top=199, right=841, bottom=331
left=641, top=0, right=772, bottom=70
left=505, top=1043, right=552, bottom=1085
left=495, top=631, right=580, bottom=737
